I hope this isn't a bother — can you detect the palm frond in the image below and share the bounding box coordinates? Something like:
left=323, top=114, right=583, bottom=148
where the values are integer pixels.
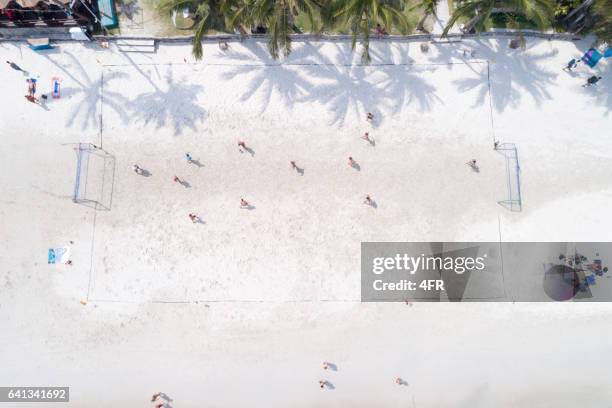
left=192, top=3, right=211, bottom=59
left=158, top=0, right=194, bottom=13
left=360, top=12, right=371, bottom=63
left=442, top=1, right=480, bottom=36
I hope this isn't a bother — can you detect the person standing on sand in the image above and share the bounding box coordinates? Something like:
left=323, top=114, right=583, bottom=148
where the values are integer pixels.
left=185, top=153, right=193, bottom=163
left=319, top=380, right=328, bottom=389
left=189, top=213, right=198, bottom=223
left=364, top=195, right=373, bottom=205
left=583, top=76, right=602, bottom=87
left=563, top=58, right=578, bottom=71
left=133, top=164, right=142, bottom=174
left=27, top=79, right=34, bottom=97
left=348, top=156, right=356, bottom=167
left=240, top=198, right=250, bottom=208
left=28, top=78, right=36, bottom=96
left=367, top=112, right=374, bottom=121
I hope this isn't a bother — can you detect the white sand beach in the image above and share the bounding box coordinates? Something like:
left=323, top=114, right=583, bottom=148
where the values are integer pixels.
left=0, top=36, right=611, bottom=407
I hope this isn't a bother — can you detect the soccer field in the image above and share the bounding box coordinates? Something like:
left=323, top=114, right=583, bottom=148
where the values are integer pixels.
left=90, top=56, right=503, bottom=303
left=0, top=37, right=611, bottom=407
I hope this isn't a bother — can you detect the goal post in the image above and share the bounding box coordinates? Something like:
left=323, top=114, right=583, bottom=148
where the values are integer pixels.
left=72, top=143, right=116, bottom=210
left=497, top=142, right=522, bottom=212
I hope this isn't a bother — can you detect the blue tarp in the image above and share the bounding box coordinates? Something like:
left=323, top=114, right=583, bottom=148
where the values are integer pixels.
left=582, top=48, right=603, bottom=68
left=604, top=48, right=612, bottom=58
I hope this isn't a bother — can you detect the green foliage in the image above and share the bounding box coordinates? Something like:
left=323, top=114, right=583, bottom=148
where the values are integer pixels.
left=248, top=0, right=321, bottom=58
left=442, top=0, right=554, bottom=36
left=409, top=0, right=438, bottom=15
left=158, top=0, right=413, bottom=63
left=157, top=0, right=571, bottom=62
left=490, top=11, right=539, bottom=29
left=158, top=0, right=239, bottom=58
left=408, top=0, right=438, bottom=30
left=592, top=0, right=612, bottom=43
left=553, top=0, right=581, bottom=18
left=331, top=0, right=410, bottom=62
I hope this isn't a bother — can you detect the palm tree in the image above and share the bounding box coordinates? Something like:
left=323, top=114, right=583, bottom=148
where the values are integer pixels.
left=248, top=0, right=322, bottom=59
left=331, top=0, right=410, bottom=63
left=158, top=0, right=239, bottom=59
left=409, top=0, right=439, bottom=32
left=441, top=0, right=554, bottom=37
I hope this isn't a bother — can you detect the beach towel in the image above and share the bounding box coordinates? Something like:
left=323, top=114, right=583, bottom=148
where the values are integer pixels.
left=52, top=77, right=60, bottom=98
left=48, top=247, right=71, bottom=264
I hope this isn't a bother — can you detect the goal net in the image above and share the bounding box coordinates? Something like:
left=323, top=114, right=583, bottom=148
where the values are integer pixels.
left=73, top=143, right=115, bottom=210
left=497, top=142, right=522, bottom=212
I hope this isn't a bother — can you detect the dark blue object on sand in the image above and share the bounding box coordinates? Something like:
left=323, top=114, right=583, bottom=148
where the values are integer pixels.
left=582, top=48, right=603, bottom=68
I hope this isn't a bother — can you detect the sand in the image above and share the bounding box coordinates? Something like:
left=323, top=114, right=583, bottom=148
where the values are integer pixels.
left=0, top=36, right=611, bottom=407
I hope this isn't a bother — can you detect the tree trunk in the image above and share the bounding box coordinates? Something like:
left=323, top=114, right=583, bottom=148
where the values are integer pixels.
left=417, top=11, right=430, bottom=32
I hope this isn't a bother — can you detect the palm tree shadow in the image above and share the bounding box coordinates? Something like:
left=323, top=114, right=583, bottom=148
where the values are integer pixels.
left=219, top=42, right=315, bottom=115
left=377, top=65, right=443, bottom=113
left=368, top=41, right=416, bottom=65
left=298, top=44, right=381, bottom=126
left=447, top=40, right=558, bottom=112
left=38, top=50, right=131, bottom=130
left=69, top=70, right=132, bottom=130
left=220, top=41, right=438, bottom=125
left=298, top=43, right=440, bottom=126
left=131, top=68, right=205, bottom=135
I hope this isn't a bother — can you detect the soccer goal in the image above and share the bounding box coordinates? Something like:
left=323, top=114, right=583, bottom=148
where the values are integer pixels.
left=497, top=142, right=522, bottom=212
left=73, top=143, right=116, bottom=210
